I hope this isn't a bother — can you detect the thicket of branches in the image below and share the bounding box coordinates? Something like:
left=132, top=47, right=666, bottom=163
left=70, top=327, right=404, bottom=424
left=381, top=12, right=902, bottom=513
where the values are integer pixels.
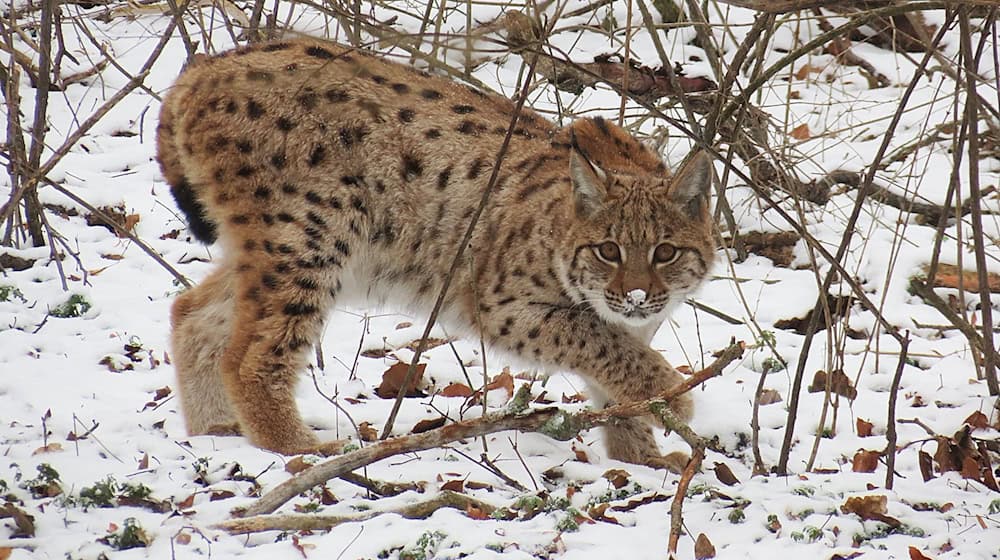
left=2, top=0, right=998, bottom=551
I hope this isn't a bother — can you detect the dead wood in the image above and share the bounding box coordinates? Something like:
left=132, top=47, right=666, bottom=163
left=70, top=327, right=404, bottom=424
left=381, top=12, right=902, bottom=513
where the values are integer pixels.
left=928, top=264, right=1000, bottom=294
left=215, top=490, right=495, bottom=535
left=239, top=340, right=745, bottom=518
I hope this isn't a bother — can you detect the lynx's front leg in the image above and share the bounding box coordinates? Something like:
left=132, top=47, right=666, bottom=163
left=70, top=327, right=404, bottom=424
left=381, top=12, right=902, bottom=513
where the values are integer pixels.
left=479, top=299, right=691, bottom=467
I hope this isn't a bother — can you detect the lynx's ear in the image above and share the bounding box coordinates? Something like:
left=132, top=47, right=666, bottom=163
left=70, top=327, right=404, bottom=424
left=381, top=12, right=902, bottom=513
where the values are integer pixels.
left=569, top=133, right=608, bottom=217
left=669, top=150, right=713, bottom=219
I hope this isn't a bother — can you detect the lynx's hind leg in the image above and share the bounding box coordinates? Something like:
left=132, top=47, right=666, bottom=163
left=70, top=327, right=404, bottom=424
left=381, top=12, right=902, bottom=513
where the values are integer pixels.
left=219, top=231, right=352, bottom=455
left=171, top=266, right=240, bottom=435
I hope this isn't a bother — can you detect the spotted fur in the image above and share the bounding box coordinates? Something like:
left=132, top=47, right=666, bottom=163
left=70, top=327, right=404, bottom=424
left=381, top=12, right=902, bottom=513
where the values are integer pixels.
left=158, top=38, right=715, bottom=466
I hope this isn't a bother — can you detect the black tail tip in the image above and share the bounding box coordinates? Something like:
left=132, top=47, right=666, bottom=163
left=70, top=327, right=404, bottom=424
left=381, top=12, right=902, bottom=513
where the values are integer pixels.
left=170, top=178, right=218, bottom=244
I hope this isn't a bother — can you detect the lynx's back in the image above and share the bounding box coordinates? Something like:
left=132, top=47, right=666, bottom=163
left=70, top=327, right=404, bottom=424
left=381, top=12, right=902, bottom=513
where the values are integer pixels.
left=159, top=38, right=716, bottom=465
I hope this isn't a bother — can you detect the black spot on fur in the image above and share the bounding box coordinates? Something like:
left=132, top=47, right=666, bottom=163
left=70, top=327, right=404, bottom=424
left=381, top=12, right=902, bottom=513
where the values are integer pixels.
left=295, top=277, right=319, bottom=290
left=254, top=186, right=271, bottom=199
left=262, top=42, right=290, bottom=52
left=334, top=239, right=350, bottom=256
left=398, top=108, right=415, bottom=123
left=437, top=167, right=451, bottom=191
left=235, top=140, right=253, bottom=153
left=230, top=214, right=250, bottom=225
left=308, top=145, right=326, bottom=166
left=236, top=165, right=254, bottom=177
left=305, top=45, right=334, bottom=59
left=276, top=117, right=296, bottom=132
left=305, top=191, right=323, bottom=204
left=420, top=89, right=442, bottom=100
left=283, top=302, right=318, bottom=316
left=466, top=157, right=486, bottom=180
left=325, top=88, right=350, bottom=103
left=282, top=183, right=297, bottom=194
left=277, top=213, right=295, bottom=223
left=425, top=128, right=441, bottom=139
left=391, top=83, right=410, bottom=94
left=247, top=99, right=265, bottom=119
left=350, top=196, right=367, bottom=214
left=370, top=74, right=387, bottom=84
left=271, top=153, right=287, bottom=169
left=452, top=104, right=475, bottom=114
left=262, top=273, right=279, bottom=289
left=297, top=90, right=319, bottom=109
left=306, top=212, right=326, bottom=226
left=401, top=154, right=423, bottom=181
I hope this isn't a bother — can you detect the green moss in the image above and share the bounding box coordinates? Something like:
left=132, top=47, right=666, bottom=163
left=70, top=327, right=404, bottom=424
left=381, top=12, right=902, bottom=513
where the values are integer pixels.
left=51, top=294, right=91, bottom=318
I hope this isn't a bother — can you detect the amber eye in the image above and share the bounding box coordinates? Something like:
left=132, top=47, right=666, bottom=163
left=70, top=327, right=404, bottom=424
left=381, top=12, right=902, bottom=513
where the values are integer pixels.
left=653, top=243, right=678, bottom=264
left=594, top=241, right=622, bottom=263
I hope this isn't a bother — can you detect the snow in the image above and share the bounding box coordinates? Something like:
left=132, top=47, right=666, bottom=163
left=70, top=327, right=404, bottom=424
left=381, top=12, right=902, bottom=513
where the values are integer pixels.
left=1, top=2, right=998, bottom=560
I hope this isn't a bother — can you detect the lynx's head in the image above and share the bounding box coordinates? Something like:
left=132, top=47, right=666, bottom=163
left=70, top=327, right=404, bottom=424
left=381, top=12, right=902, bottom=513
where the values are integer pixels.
left=557, top=140, right=715, bottom=329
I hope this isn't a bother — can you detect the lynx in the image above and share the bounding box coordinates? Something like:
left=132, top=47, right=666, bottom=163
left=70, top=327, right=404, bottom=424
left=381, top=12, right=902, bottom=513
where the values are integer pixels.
left=158, top=38, right=715, bottom=467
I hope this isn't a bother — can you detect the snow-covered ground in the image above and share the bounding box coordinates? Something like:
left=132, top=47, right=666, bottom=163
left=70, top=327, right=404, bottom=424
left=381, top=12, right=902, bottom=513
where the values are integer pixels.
left=1, top=2, right=998, bottom=559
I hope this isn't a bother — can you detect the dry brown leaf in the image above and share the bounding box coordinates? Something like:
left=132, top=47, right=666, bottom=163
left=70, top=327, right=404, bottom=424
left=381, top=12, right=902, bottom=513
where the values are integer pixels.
left=790, top=123, right=811, bottom=140
left=908, top=546, right=934, bottom=560
left=588, top=502, right=621, bottom=525
left=174, top=532, right=192, bottom=545
left=918, top=450, right=935, bottom=482
left=840, top=495, right=901, bottom=527
left=375, top=362, right=426, bottom=398
left=694, top=533, right=716, bottom=559
left=465, top=481, right=493, bottom=491
left=209, top=490, right=236, bottom=501
left=856, top=418, right=874, bottom=437
left=964, top=410, right=989, bottom=430
left=561, top=392, right=588, bottom=403
left=32, top=442, right=63, bottom=455
left=0, top=503, right=35, bottom=538
left=0, top=549, right=11, bottom=560
left=121, top=213, right=141, bottom=235
left=465, top=503, right=490, bottom=520
left=358, top=421, right=378, bottom=442
left=176, top=493, right=196, bottom=509
left=758, top=388, right=783, bottom=405
left=411, top=416, right=446, bottom=434
left=851, top=449, right=880, bottom=473
left=712, top=462, right=740, bottom=486
left=440, top=382, right=474, bottom=398
left=808, top=369, right=858, bottom=400
left=572, top=444, right=589, bottom=463
left=441, top=479, right=465, bottom=493
left=404, top=337, right=450, bottom=353
left=766, top=514, right=782, bottom=533
left=960, top=456, right=982, bottom=482
left=602, top=468, right=630, bottom=489
left=395, top=321, right=412, bottom=330
left=794, top=64, right=821, bottom=80
left=138, top=452, right=149, bottom=470
left=485, top=369, right=515, bottom=401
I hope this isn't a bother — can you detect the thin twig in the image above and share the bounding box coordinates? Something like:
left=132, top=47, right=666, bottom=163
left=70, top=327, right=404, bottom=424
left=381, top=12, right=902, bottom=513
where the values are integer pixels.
left=884, top=331, right=910, bottom=490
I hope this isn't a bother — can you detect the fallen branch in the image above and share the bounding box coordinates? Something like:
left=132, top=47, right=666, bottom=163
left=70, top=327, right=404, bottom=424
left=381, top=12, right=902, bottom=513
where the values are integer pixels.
left=215, top=490, right=493, bottom=535
left=668, top=446, right=704, bottom=558
left=238, top=340, right=745, bottom=518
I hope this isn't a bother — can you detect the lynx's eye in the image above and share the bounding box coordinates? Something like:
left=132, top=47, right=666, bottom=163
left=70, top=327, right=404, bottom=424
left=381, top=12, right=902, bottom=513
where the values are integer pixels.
left=652, top=243, right=679, bottom=265
left=594, top=241, right=622, bottom=264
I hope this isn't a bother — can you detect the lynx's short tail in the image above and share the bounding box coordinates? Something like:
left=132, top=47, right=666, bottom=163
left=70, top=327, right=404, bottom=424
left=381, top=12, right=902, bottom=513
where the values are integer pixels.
left=156, top=65, right=218, bottom=244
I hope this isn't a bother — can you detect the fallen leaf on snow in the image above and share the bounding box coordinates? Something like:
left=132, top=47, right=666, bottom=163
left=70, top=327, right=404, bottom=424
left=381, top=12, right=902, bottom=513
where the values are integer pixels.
left=840, top=495, right=901, bottom=527
left=602, top=468, right=630, bottom=489
left=851, top=449, right=880, bottom=473
left=440, top=382, right=474, bottom=398
left=790, top=123, right=811, bottom=140
left=963, top=410, right=989, bottom=430
left=758, top=388, right=783, bottom=405
left=441, top=479, right=465, bottom=493
left=694, top=533, right=716, bottom=559
left=856, top=418, right=874, bottom=437
left=908, top=546, right=934, bottom=560
left=375, top=362, right=426, bottom=398
left=411, top=417, right=446, bottom=434
left=808, top=369, right=858, bottom=400
left=712, top=462, right=740, bottom=486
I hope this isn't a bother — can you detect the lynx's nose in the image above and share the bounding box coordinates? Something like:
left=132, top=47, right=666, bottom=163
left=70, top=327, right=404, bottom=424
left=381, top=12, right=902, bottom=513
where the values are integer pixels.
left=626, top=289, right=647, bottom=306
